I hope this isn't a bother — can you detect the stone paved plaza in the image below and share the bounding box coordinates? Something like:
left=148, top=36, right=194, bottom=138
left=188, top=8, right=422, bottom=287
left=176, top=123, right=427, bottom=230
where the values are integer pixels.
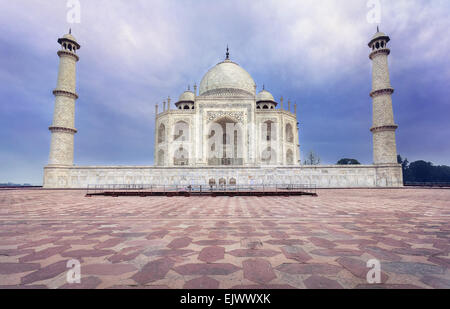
left=0, top=188, right=449, bottom=289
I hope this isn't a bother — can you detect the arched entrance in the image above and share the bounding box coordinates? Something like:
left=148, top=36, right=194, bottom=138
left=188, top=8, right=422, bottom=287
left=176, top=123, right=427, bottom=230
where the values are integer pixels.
left=174, top=146, right=189, bottom=166
left=157, top=149, right=165, bottom=166
left=207, top=116, right=243, bottom=166
left=286, top=149, right=294, bottom=165
left=261, top=147, right=277, bottom=165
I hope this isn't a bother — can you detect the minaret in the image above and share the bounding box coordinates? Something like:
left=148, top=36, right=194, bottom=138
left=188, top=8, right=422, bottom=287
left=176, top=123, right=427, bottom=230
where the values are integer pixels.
left=48, top=30, right=80, bottom=166
left=369, top=27, right=399, bottom=165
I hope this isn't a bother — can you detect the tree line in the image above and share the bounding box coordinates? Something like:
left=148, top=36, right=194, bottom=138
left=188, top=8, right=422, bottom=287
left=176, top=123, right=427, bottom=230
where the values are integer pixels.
left=305, top=151, right=450, bottom=184
left=397, top=155, right=450, bottom=183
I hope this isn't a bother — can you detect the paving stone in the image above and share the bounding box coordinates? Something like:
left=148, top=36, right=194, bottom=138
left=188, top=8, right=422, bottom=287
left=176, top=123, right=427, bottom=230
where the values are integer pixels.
left=360, top=246, right=402, bottom=261
left=185, top=226, right=202, bottom=233
left=373, top=236, right=411, bottom=248
left=108, top=251, right=141, bottom=263
left=243, top=259, right=276, bottom=284
left=18, top=237, right=60, bottom=249
left=198, top=246, right=225, bottom=263
left=145, top=249, right=196, bottom=258
left=131, top=258, right=175, bottom=285
left=336, top=257, right=388, bottom=282
left=420, top=275, right=450, bottom=289
left=82, top=264, right=137, bottom=275
left=304, top=276, right=343, bottom=289
left=0, top=249, right=34, bottom=257
left=61, top=249, right=115, bottom=258
left=240, top=238, right=263, bottom=249
left=174, top=263, right=240, bottom=276
left=269, top=231, right=289, bottom=239
left=55, top=239, right=97, bottom=246
left=428, top=256, right=450, bottom=268
left=0, top=285, right=48, bottom=289
left=281, top=246, right=312, bottom=263
left=310, top=248, right=363, bottom=257
left=228, top=249, right=279, bottom=257
left=355, top=284, right=423, bottom=289
left=59, top=276, right=102, bottom=289
left=382, top=262, right=444, bottom=276
left=112, top=232, right=148, bottom=238
left=21, top=260, right=68, bottom=285
left=391, top=247, right=443, bottom=257
left=334, top=239, right=377, bottom=246
left=0, top=262, right=40, bottom=275
left=308, top=237, right=336, bottom=248
left=183, top=276, right=220, bottom=289
left=194, top=239, right=237, bottom=246
left=265, top=239, right=304, bottom=246
left=146, top=230, right=169, bottom=239
left=432, top=239, right=450, bottom=251
left=167, top=237, right=192, bottom=249
left=19, top=245, right=71, bottom=263
left=276, top=263, right=342, bottom=275
left=1, top=188, right=449, bottom=289
left=94, top=238, right=123, bottom=249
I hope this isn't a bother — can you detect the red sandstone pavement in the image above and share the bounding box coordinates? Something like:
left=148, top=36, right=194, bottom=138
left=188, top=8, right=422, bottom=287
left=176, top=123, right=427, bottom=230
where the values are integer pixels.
left=0, top=188, right=449, bottom=289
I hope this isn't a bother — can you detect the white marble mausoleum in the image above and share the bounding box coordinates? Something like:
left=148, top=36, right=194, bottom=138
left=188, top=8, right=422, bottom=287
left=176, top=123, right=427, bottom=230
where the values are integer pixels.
left=43, top=29, right=403, bottom=188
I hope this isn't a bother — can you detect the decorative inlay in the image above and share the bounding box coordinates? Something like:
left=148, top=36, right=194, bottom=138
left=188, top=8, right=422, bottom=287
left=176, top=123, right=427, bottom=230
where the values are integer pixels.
left=260, top=117, right=278, bottom=123
left=53, top=89, right=79, bottom=99
left=207, top=111, right=245, bottom=123
left=49, top=126, right=77, bottom=134
left=370, top=88, right=394, bottom=98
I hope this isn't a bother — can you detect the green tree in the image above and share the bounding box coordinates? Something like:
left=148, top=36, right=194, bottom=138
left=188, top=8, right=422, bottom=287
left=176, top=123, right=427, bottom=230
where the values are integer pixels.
left=337, top=158, right=361, bottom=165
left=397, top=155, right=450, bottom=183
left=408, top=161, right=434, bottom=182
left=397, top=155, right=410, bottom=183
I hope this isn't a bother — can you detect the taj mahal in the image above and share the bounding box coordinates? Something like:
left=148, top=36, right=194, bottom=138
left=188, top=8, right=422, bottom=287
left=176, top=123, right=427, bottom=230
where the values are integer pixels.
left=43, top=28, right=403, bottom=188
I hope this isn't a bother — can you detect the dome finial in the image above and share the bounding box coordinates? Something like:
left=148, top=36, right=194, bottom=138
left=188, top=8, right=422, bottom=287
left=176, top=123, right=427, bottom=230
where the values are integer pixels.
left=69, top=28, right=72, bottom=34
left=226, top=45, right=230, bottom=60
left=263, top=84, right=265, bottom=90
left=377, top=25, right=379, bottom=33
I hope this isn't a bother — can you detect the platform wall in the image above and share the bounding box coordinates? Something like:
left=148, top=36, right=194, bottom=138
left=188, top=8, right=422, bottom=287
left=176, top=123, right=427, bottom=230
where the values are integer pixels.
left=43, top=165, right=403, bottom=189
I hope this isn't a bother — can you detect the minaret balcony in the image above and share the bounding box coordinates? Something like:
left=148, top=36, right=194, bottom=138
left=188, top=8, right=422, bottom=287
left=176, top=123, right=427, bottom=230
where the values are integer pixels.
left=370, top=88, right=394, bottom=98
left=369, top=48, right=390, bottom=60
left=49, top=126, right=78, bottom=134
left=57, top=50, right=79, bottom=61
left=53, top=89, right=79, bottom=99
left=370, top=125, right=398, bottom=133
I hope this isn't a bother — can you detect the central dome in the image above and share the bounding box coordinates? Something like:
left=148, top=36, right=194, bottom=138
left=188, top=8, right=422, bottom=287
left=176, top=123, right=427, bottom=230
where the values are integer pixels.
left=199, top=60, right=256, bottom=97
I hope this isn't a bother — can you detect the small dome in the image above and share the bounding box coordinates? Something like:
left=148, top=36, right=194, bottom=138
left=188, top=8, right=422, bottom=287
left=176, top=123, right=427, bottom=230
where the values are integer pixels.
left=199, top=60, right=256, bottom=97
left=58, top=31, right=80, bottom=49
left=256, top=89, right=275, bottom=103
left=63, top=33, right=78, bottom=42
left=368, top=29, right=390, bottom=47
left=371, top=31, right=386, bottom=40
left=178, top=90, right=195, bottom=102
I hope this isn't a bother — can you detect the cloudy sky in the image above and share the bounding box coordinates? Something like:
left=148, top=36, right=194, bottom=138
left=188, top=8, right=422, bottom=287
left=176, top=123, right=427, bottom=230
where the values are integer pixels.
left=0, top=0, right=449, bottom=184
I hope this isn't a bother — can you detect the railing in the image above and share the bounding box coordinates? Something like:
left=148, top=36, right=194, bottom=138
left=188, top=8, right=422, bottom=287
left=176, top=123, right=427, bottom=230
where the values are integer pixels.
left=86, top=183, right=317, bottom=196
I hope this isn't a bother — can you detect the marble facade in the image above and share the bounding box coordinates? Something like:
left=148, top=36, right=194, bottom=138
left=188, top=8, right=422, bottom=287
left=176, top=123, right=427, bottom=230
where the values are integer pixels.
left=43, top=30, right=403, bottom=189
